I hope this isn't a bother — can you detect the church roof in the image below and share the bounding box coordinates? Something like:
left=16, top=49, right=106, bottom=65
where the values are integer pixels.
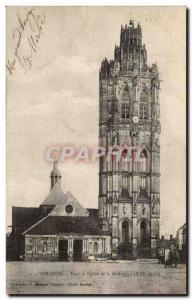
left=40, top=182, right=66, bottom=206
left=41, top=182, right=89, bottom=217
left=23, top=215, right=111, bottom=236
left=12, top=206, right=100, bottom=234
left=12, top=206, right=42, bottom=232
left=87, top=208, right=99, bottom=219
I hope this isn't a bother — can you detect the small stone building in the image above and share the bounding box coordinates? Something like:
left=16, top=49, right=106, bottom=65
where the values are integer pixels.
left=10, top=163, right=111, bottom=262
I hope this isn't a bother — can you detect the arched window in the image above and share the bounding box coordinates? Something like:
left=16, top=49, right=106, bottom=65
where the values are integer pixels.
left=121, top=174, right=130, bottom=196
left=140, top=176, right=146, bottom=188
left=94, top=242, right=98, bottom=253
left=121, top=103, right=130, bottom=118
left=140, top=149, right=148, bottom=172
left=122, top=220, right=129, bottom=243
left=139, top=220, right=150, bottom=246
left=122, top=85, right=129, bottom=100
left=43, top=241, right=48, bottom=252
left=121, top=85, right=131, bottom=119
left=139, top=149, right=148, bottom=195
left=140, top=90, right=149, bottom=120
left=140, top=175, right=147, bottom=196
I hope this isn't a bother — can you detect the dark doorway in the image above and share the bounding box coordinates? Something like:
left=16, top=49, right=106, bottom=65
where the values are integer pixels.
left=73, top=240, right=83, bottom=261
left=122, top=220, right=129, bottom=243
left=58, top=240, right=68, bottom=261
left=140, top=220, right=150, bottom=246
left=138, top=220, right=150, bottom=258
left=118, top=220, right=132, bottom=259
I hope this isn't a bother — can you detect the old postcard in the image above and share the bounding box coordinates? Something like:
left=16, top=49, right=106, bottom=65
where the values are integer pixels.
left=6, top=6, right=187, bottom=295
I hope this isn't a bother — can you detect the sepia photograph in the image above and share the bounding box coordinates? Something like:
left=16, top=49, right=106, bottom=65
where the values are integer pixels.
left=6, top=6, right=187, bottom=295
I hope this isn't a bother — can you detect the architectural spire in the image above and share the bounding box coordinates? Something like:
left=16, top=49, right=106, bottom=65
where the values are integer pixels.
left=50, top=160, right=62, bottom=189
left=53, top=159, right=58, bottom=170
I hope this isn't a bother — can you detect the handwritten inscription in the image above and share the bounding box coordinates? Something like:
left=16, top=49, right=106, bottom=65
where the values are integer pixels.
left=7, top=7, right=45, bottom=75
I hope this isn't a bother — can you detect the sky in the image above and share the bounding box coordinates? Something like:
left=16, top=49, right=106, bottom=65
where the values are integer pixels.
left=6, top=6, right=186, bottom=237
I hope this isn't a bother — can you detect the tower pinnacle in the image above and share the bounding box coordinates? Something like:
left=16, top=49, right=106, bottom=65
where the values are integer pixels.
left=50, top=160, right=62, bottom=189
left=53, top=159, right=58, bottom=170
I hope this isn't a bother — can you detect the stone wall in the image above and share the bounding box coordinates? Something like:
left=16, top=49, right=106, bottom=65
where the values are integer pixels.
left=25, top=234, right=111, bottom=261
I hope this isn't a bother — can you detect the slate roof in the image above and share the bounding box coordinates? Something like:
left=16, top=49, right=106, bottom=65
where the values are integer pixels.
left=40, top=182, right=66, bottom=206
left=12, top=182, right=101, bottom=236
left=12, top=206, right=42, bottom=232
left=49, top=190, right=89, bottom=217
left=87, top=208, right=99, bottom=219
left=40, top=184, right=89, bottom=217
left=24, top=215, right=111, bottom=236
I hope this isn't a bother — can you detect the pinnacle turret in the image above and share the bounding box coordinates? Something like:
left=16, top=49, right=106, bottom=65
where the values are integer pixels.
left=50, top=160, right=62, bottom=189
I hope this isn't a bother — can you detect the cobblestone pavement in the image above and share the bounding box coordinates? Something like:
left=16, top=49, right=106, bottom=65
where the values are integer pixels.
left=6, top=260, right=187, bottom=295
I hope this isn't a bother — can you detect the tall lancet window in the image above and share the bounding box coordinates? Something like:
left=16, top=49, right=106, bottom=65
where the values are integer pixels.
left=122, top=103, right=130, bottom=118
left=121, top=85, right=131, bottom=119
left=121, top=173, right=129, bottom=196
left=139, top=149, right=148, bottom=196
left=140, top=175, right=147, bottom=196
left=140, top=89, right=149, bottom=120
left=140, top=149, right=148, bottom=172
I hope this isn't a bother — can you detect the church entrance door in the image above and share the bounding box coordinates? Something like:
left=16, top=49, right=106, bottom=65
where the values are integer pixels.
left=73, top=240, right=83, bottom=261
left=138, top=220, right=151, bottom=258
left=139, top=220, right=150, bottom=247
left=122, top=220, right=129, bottom=243
left=58, top=240, right=68, bottom=261
left=118, top=220, right=132, bottom=259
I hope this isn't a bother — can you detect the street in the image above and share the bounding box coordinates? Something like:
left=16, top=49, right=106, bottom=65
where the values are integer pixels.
left=6, top=260, right=186, bottom=295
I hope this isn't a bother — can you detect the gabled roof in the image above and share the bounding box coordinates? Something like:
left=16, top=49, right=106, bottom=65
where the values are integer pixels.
left=24, top=215, right=111, bottom=236
left=41, top=182, right=89, bottom=217
left=40, top=182, right=66, bottom=206
left=49, top=191, right=89, bottom=217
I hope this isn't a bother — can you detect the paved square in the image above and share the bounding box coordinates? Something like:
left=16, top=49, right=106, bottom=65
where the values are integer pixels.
left=6, top=260, right=186, bottom=295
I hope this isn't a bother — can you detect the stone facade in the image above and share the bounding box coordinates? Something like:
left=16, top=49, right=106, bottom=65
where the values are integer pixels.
left=22, top=170, right=112, bottom=262
left=98, top=20, right=160, bottom=258
left=25, top=234, right=111, bottom=261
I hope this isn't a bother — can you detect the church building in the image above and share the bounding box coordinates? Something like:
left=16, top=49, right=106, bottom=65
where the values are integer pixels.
left=10, top=162, right=111, bottom=261
left=8, top=20, right=160, bottom=261
left=98, top=20, right=160, bottom=258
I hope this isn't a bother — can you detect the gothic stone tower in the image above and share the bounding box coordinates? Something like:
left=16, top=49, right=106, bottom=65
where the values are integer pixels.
left=98, top=21, right=160, bottom=258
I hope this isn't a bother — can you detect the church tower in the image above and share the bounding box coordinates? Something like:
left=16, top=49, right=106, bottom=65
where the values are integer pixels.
left=98, top=21, right=160, bottom=258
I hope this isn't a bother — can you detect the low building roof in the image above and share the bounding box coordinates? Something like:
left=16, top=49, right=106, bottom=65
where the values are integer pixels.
left=12, top=206, right=42, bottom=232
left=24, top=215, right=111, bottom=236
left=87, top=208, right=99, bottom=219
